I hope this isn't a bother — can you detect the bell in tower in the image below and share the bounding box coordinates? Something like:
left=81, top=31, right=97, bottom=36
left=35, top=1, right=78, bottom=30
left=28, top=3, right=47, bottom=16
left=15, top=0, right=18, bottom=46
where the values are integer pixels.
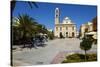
left=55, top=8, right=60, bottom=24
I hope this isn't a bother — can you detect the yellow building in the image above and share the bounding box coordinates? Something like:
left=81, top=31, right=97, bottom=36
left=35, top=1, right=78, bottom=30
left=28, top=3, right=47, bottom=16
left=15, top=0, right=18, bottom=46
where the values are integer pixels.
left=80, top=22, right=97, bottom=39
left=54, top=8, right=77, bottom=38
left=80, top=22, right=93, bottom=38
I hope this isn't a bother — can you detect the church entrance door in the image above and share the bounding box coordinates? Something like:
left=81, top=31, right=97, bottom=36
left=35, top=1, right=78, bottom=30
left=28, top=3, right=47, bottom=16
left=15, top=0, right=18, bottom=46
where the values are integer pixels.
left=59, top=32, right=63, bottom=38
left=66, top=32, right=68, bottom=37
left=72, top=32, right=74, bottom=37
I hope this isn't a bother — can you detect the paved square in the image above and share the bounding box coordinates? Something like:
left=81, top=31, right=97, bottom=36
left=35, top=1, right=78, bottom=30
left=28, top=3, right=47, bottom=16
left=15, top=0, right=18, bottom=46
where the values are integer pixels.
left=12, top=38, right=97, bottom=66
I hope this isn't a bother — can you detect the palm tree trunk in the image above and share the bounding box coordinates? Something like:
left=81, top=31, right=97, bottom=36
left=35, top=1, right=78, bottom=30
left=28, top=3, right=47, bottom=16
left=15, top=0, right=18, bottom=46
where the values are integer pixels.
left=23, top=30, right=27, bottom=48
left=85, top=50, right=87, bottom=61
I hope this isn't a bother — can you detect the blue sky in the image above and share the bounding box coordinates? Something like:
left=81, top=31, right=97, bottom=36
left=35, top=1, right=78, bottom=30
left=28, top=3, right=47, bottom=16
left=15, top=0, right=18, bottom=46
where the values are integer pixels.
left=12, top=1, right=97, bottom=31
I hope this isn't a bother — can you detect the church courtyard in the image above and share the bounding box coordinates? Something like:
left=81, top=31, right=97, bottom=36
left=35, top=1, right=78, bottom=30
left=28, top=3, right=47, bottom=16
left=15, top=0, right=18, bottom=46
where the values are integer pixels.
left=12, top=38, right=97, bottom=66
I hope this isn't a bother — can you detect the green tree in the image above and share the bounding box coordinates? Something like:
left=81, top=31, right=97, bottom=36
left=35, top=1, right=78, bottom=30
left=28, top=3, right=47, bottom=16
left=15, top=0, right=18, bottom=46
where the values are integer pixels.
left=80, top=37, right=93, bottom=61
left=19, top=14, right=34, bottom=37
left=12, top=14, right=38, bottom=44
left=12, top=14, right=49, bottom=44
left=47, top=31, right=54, bottom=40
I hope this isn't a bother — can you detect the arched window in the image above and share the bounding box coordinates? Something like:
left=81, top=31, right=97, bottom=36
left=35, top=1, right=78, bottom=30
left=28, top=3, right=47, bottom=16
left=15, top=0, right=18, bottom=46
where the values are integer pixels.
left=56, top=14, right=58, bottom=18
left=72, top=27, right=74, bottom=30
left=56, top=27, right=58, bottom=31
left=66, top=32, right=68, bottom=37
left=60, top=27, right=62, bottom=31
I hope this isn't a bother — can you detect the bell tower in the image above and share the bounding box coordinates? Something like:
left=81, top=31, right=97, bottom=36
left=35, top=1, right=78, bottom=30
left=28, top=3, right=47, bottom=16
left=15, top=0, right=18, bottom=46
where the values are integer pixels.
left=55, top=8, right=60, bottom=24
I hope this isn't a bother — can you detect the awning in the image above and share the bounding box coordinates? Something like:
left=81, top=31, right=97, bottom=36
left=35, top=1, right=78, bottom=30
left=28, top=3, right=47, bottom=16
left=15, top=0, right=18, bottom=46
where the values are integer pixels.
left=85, top=32, right=97, bottom=35
left=85, top=32, right=97, bottom=39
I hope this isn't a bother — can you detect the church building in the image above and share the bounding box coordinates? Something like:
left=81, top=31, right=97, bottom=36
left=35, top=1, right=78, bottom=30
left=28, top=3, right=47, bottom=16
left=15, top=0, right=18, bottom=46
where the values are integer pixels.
left=54, top=8, right=77, bottom=38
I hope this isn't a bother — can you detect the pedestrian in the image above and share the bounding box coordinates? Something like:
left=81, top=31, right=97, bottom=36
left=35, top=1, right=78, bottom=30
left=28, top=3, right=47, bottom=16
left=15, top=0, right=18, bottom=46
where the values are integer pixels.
left=31, top=36, right=38, bottom=49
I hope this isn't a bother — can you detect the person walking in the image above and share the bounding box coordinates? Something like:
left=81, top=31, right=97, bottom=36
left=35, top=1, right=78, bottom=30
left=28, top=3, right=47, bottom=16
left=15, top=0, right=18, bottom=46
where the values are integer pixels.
left=31, top=36, right=38, bottom=49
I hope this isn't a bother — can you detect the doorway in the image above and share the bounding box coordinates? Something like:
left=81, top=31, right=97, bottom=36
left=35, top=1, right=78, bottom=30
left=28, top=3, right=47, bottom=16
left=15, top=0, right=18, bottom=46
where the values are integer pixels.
left=59, top=32, right=63, bottom=38
left=66, top=32, right=68, bottom=37
left=72, top=32, right=74, bottom=37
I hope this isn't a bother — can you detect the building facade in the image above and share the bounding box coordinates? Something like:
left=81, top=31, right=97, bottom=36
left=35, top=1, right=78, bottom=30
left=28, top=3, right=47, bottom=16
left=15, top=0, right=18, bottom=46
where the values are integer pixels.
left=80, top=21, right=97, bottom=39
left=54, top=8, right=77, bottom=38
left=80, top=22, right=93, bottom=38
left=92, top=17, right=97, bottom=32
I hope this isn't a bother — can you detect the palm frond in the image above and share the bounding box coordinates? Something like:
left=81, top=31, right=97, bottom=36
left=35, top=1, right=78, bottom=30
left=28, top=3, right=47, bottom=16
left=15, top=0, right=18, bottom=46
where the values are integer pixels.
left=28, top=2, right=38, bottom=9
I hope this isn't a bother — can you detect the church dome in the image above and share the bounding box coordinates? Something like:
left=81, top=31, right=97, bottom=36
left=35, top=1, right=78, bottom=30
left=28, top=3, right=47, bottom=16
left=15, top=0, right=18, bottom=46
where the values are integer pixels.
left=62, top=17, right=73, bottom=24
left=56, top=8, right=59, bottom=10
left=65, top=17, right=69, bottom=20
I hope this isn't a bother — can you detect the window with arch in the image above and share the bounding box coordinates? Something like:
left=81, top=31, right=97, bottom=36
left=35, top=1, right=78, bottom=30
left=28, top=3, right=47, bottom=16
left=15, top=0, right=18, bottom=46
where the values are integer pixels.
left=72, top=26, right=74, bottom=30
left=56, top=27, right=58, bottom=31
left=60, top=27, right=62, bottom=31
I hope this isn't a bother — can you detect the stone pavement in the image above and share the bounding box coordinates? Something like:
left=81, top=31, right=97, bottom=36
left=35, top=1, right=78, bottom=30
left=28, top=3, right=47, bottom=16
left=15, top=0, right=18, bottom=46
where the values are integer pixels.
left=12, top=38, right=97, bottom=66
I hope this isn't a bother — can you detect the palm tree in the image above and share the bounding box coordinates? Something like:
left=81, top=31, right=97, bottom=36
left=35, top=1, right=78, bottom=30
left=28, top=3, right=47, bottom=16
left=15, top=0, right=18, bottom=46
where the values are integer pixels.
left=36, top=24, right=48, bottom=34
left=12, top=14, right=38, bottom=45
left=12, top=17, right=21, bottom=44
left=12, top=14, right=49, bottom=44
left=80, top=37, right=93, bottom=61
left=18, top=14, right=38, bottom=38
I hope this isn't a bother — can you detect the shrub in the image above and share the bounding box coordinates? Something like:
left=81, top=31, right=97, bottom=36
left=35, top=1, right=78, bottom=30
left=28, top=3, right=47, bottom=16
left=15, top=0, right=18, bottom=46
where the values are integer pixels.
left=62, top=53, right=97, bottom=63
left=87, top=54, right=97, bottom=61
